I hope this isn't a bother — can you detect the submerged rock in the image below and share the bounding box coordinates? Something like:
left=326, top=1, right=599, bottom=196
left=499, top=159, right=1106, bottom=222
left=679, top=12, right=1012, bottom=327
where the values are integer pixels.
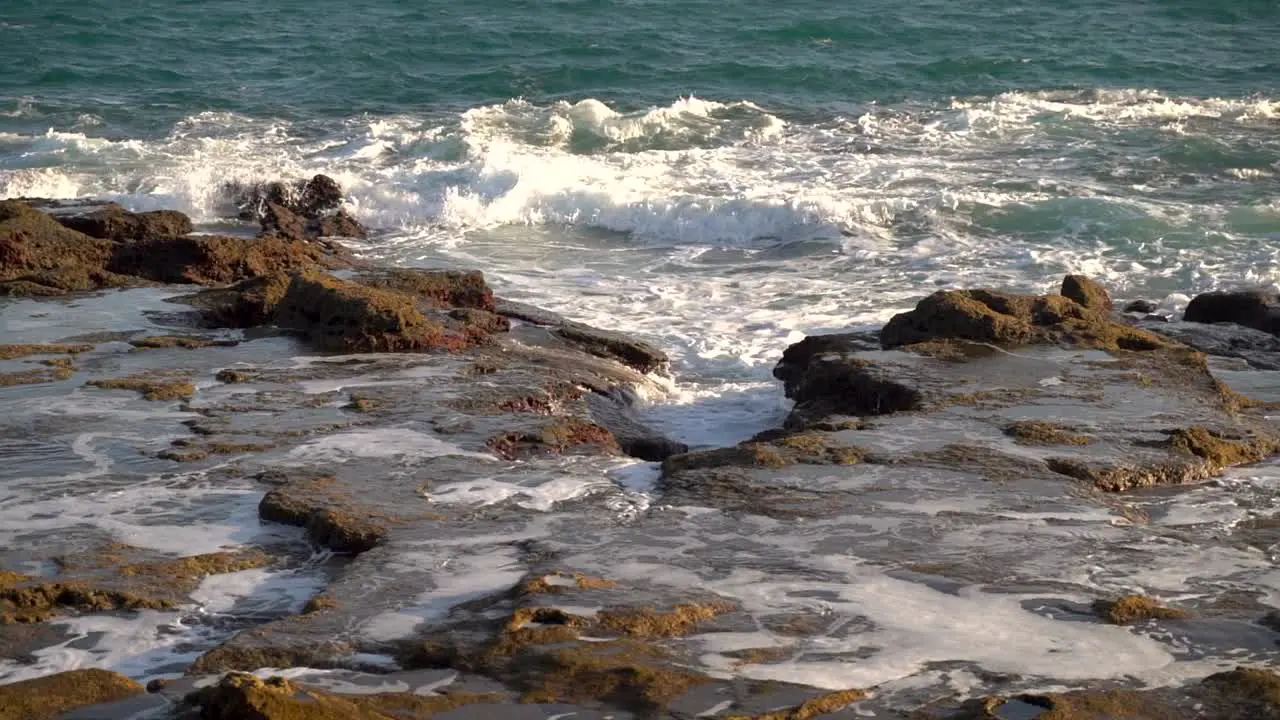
left=185, top=672, right=497, bottom=720
left=0, top=668, right=144, bottom=720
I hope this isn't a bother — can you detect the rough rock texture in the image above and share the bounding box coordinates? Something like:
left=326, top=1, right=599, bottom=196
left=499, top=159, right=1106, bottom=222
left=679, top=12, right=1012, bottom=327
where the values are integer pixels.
left=1061, top=274, right=1113, bottom=312
left=1184, top=289, right=1280, bottom=336
left=313, top=211, right=368, bottom=239
left=0, top=668, right=144, bottom=720
left=358, top=268, right=497, bottom=312
left=110, top=233, right=354, bottom=286
left=495, top=298, right=669, bottom=374
left=880, top=284, right=1167, bottom=351
left=1093, top=595, right=1189, bottom=625
left=274, top=273, right=463, bottom=353
left=0, top=200, right=129, bottom=295
left=186, top=672, right=497, bottom=720
left=259, top=476, right=389, bottom=554
left=54, top=202, right=192, bottom=241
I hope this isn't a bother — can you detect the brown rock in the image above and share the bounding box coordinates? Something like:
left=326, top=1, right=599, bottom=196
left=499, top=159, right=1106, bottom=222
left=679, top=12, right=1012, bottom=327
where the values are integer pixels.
left=86, top=375, right=195, bottom=401
left=110, top=234, right=353, bottom=286
left=259, top=476, right=388, bottom=554
left=185, top=672, right=496, bottom=720
left=55, top=203, right=192, bottom=241
left=880, top=278, right=1167, bottom=351
left=486, top=420, right=621, bottom=460
left=311, top=211, right=368, bottom=239
left=357, top=268, right=496, bottom=311
left=0, top=343, right=93, bottom=360
left=1061, top=274, right=1113, bottom=312
left=0, top=668, right=144, bottom=720
left=0, top=200, right=122, bottom=294
left=1093, top=595, right=1189, bottom=625
left=259, top=202, right=308, bottom=241
left=275, top=272, right=469, bottom=353
left=1004, top=420, right=1093, bottom=446
left=178, top=273, right=294, bottom=328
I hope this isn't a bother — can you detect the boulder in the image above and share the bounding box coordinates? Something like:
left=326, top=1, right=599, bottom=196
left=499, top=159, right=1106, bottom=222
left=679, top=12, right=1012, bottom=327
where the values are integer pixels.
left=274, top=272, right=464, bottom=352
left=1061, top=274, right=1113, bottom=311
left=358, top=268, right=496, bottom=311
left=54, top=203, right=192, bottom=241
left=880, top=277, right=1167, bottom=351
left=311, top=210, right=368, bottom=239
left=110, top=233, right=353, bottom=286
left=0, top=200, right=123, bottom=294
left=0, top=669, right=144, bottom=720
left=1184, top=289, right=1280, bottom=336
left=258, top=201, right=308, bottom=241
left=1124, top=299, right=1157, bottom=314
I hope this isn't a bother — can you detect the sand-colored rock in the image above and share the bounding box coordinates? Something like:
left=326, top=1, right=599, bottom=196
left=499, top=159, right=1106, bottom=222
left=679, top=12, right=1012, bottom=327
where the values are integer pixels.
left=0, top=668, right=144, bottom=720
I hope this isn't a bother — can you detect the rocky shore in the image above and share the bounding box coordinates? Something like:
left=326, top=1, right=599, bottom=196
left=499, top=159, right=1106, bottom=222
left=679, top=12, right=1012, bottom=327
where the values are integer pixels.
left=2, top=180, right=1280, bottom=718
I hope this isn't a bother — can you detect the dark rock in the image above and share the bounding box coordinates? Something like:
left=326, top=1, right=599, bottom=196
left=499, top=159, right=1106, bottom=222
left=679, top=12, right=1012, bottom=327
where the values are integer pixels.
left=880, top=277, right=1168, bottom=351
left=1061, top=274, right=1113, bottom=311
left=1125, top=299, right=1158, bottom=314
left=230, top=174, right=346, bottom=222
left=1138, top=319, right=1280, bottom=370
left=311, top=210, right=368, bottom=239
left=450, top=307, right=512, bottom=334
left=258, top=201, right=308, bottom=241
left=174, top=273, right=294, bottom=328
left=554, top=322, right=667, bottom=375
left=296, top=174, right=344, bottom=218
left=54, top=203, right=192, bottom=242
left=1184, top=289, right=1280, bottom=336
left=585, top=393, right=687, bottom=461
left=495, top=298, right=567, bottom=326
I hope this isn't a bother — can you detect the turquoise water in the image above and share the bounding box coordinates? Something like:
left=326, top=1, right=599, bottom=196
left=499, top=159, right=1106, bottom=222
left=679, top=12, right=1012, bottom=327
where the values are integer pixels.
left=2, top=0, right=1277, bottom=133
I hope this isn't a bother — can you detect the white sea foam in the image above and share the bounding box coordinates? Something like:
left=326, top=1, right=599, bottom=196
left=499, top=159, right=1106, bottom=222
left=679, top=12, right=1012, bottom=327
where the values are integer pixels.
left=285, top=427, right=493, bottom=463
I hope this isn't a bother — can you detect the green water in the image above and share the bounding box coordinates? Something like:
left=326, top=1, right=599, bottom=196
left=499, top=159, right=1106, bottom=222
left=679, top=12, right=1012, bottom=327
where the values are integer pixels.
left=2, top=0, right=1276, bottom=134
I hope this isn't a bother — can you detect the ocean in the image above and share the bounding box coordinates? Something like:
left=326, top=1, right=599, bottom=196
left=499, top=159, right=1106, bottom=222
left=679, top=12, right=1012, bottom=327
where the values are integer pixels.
left=2, top=0, right=1280, bottom=714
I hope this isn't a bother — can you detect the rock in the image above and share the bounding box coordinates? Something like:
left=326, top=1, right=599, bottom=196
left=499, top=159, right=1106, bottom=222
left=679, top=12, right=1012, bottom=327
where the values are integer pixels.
left=0, top=200, right=129, bottom=295
left=358, top=268, right=497, bottom=312
left=54, top=203, right=192, bottom=242
left=311, top=210, right=368, bottom=239
left=880, top=280, right=1167, bottom=351
left=259, top=476, right=388, bottom=554
left=1138, top=319, right=1280, bottom=370
left=258, top=201, right=308, bottom=241
left=174, top=273, right=295, bottom=328
left=1184, top=289, right=1280, bottom=336
left=0, top=668, right=144, bottom=720
left=274, top=272, right=470, bottom=353
left=230, top=174, right=345, bottom=221
left=184, top=672, right=497, bottom=720
left=110, top=233, right=354, bottom=286
left=1003, top=420, right=1093, bottom=446
left=1061, top=274, right=1113, bottom=311
left=1125, top=299, right=1158, bottom=314
left=1093, top=595, right=1189, bottom=625
left=554, top=322, right=667, bottom=375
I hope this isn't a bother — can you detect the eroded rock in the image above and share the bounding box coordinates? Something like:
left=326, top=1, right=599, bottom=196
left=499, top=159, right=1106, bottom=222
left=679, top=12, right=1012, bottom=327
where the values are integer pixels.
left=54, top=203, right=192, bottom=242
left=0, top=669, right=143, bottom=720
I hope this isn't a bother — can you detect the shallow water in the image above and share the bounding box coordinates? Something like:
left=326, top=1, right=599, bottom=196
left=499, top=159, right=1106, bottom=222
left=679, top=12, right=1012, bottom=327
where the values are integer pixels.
left=3, top=0, right=1280, bottom=711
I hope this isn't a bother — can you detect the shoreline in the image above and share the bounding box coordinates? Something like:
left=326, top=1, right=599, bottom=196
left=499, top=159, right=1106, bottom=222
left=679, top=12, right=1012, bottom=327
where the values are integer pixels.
left=2, top=182, right=1280, bottom=717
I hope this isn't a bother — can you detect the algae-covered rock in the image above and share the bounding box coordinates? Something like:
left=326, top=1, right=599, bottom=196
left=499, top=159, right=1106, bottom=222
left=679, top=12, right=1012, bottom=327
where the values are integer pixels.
left=177, top=272, right=295, bottom=328
left=0, top=343, right=93, bottom=360
left=722, top=689, right=866, bottom=720
left=129, top=335, right=240, bottom=350
left=880, top=278, right=1167, bottom=351
left=0, top=668, right=144, bottom=720
left=55, top=203, right=192, bottom=242
left=1061, top=274, right=1113, bottom=312
left=86, top=374, right=195, bottom=401
left=1093, top=594, right=1189, bottom=625
left=0, top=200, right=123, bottom=295
left=486, top=420, right=621, bottom=460
left=259, top=476, right=388, bottom=554
left=1004, top=420, right=1093, bottom=446
left=274, top=273, right=464, bottom=353
left=111, top=233, right=353, bottom=286
left=185, top=671, right=496, bottom=720
left=358, top=268, right=496, bottom=312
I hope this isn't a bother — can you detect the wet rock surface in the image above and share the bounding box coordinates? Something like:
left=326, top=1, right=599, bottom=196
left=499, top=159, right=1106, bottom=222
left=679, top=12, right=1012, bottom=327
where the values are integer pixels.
left=4, top=260, right=1280, bottom=719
